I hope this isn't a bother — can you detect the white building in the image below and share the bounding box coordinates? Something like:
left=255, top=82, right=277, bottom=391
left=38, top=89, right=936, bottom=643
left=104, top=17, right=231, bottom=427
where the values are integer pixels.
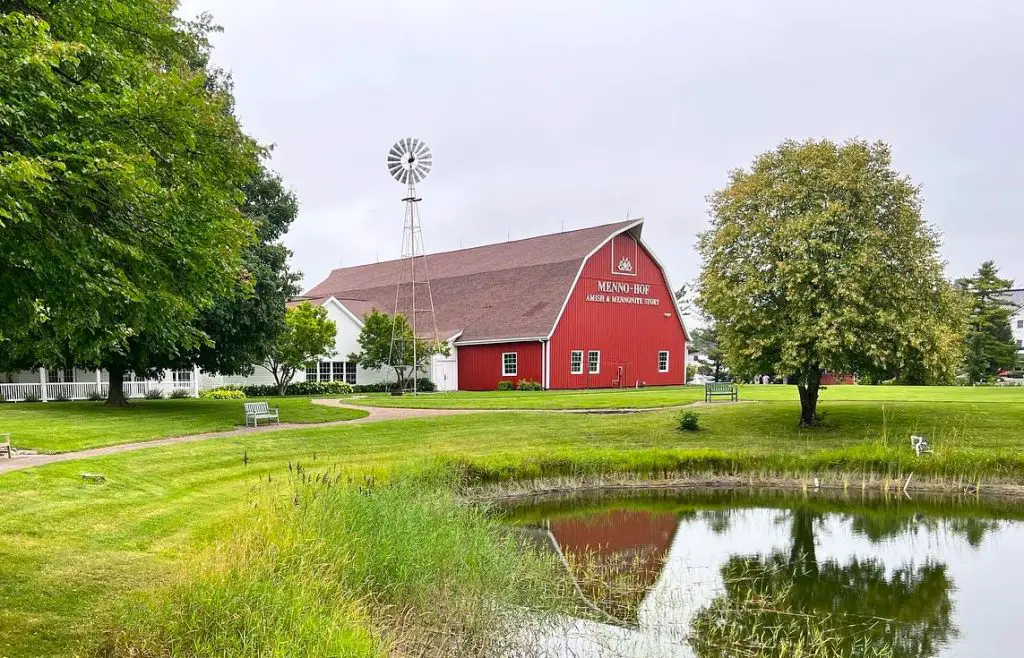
left=1007, top=289, right=1024, bottom=358
left=0, top=295, right=453, bottom=402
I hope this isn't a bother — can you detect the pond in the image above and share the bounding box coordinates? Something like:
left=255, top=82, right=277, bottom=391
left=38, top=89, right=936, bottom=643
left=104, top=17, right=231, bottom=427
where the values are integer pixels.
left=502, top=487, right=1024, bottom=657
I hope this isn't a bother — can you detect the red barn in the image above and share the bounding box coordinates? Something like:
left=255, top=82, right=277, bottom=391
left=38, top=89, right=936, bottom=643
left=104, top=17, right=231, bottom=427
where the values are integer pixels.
left=304, top=219, right=689, bottom=391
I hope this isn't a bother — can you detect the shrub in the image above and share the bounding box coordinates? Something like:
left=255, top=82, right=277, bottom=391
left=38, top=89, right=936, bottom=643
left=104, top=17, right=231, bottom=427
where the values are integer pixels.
left=411, top=377, right=436, bottom=392
left=288, top=380, right=354, bottom=396
left=496, top=381, right=514, bottom=391
left=53, top=392, right=72, bottom=402
left=241, top=384, right=279, bottom=397
left=515, top=379, right=542, bottom=391
left=169, top=388, right=192, bottom=399
left=199, top=388, right=247, bottom=400
left=240, top=381, right=357, bottom=397
left=352, top=382, right=389, bottom=393
left=87, top=390, right=105, bottom=402
left=22, top=392, right=41, bottom=403
left=144, top=388, right=165, bottom=400
left=0, top=394, right=5, bottom=403
left=677, top=410, right=701, bottom=432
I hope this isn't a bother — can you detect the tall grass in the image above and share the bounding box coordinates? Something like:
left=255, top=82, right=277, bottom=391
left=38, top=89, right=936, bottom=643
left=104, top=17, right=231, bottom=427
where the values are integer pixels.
left=100, top=471, right=564, bottom=658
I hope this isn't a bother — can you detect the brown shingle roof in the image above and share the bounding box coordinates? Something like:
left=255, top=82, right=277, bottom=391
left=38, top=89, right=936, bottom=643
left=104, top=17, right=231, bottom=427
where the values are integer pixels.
left=304, top=220, right=640, bottom=342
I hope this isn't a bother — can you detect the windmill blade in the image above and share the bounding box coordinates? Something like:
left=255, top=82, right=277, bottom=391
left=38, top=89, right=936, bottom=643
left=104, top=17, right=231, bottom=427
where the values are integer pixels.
left=387, top=138, right=431, bottom=184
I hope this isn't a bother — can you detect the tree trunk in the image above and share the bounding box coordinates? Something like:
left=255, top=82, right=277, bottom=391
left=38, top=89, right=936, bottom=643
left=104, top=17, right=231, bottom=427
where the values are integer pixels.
left=789, top=508, right=819, bottom=579
left=105, top=366, right=129, bottom=407
left=796, top=369, right=822, bottom=427
left=276, top=366, right=289, bottom=396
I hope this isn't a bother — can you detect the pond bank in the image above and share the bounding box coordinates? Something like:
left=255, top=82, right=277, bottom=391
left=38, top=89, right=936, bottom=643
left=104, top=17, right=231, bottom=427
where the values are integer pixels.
left=462, top=472, right=1024, bottom=505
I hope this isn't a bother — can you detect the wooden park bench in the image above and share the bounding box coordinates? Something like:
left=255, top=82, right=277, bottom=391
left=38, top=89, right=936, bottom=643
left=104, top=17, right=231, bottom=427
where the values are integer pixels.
left=704, top=382, right=738, bottom=403
left=1, top=433, right=11, bottom=459
left=244, top=402, right=280, bottom=428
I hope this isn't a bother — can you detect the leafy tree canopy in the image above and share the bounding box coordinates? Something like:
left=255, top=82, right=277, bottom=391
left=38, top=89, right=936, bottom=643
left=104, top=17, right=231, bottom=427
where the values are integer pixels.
left=259, top=302, right=336, bottom=395
left=177, top=165, right=302, bottom=377
left=350, top=310, right=447, bottom=391
left=955, top=261, right=1017, bottom=384
left=0, top=2, right=262, bottom=402
left=697, top=139, right=967, bottom=425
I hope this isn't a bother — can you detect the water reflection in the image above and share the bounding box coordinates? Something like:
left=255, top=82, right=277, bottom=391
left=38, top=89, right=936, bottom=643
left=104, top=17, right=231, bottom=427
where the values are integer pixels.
left=505, top=489, right=1024, bottom=658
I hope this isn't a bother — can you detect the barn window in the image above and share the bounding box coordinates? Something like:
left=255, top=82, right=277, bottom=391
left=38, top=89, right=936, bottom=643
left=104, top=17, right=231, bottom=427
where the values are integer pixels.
left=658, top=351, right=670, bottom=373
left=588, top=351, right=600, bottom=374
left=502, top=352, right=518, bottom=377
left=570, top=350, right=584, bottom=374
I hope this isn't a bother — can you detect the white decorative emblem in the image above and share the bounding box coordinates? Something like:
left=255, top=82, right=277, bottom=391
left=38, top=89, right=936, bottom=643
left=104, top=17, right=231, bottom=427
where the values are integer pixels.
left=617, top=257, right=633, bottom=273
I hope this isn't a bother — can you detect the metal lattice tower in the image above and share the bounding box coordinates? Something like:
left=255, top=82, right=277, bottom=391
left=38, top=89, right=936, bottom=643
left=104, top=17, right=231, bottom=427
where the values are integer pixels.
left=386, top=138, right=442, bottom=393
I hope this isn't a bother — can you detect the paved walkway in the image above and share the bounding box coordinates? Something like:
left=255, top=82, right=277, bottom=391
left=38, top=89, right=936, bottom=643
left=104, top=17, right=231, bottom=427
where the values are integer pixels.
left=0, top=402, right=477, bottom=476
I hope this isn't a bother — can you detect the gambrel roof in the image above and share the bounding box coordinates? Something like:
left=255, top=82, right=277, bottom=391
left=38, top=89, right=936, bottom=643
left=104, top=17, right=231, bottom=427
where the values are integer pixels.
left=301, top=220, right=643, bottom=343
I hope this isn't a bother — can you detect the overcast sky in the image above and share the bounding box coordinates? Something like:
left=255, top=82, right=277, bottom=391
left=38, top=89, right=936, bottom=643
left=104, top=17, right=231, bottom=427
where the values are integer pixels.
left=178, top=0, right=1024, bottom=293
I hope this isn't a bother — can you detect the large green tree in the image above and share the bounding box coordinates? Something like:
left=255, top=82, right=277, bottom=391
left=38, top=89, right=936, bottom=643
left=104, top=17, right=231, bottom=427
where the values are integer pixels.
left=956, top=261, right=1017, bottom=384
left=697, top=139, right=968, bottom=426
left=350, top=310, right=446, bottom=391
left=258, top=302, right=336, bottom=395
left=170, top=166, right=301, bottom=378
left=0, top=2, right=261, bottom=403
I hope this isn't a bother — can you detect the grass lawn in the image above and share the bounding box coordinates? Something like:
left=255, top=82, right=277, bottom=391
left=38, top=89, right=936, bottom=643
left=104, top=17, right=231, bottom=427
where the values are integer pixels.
left=3, top=397, right=1024, bottom=656
left=0, top=397, right=368, bottom=453
left=345, top=384, right=1024, bottom=409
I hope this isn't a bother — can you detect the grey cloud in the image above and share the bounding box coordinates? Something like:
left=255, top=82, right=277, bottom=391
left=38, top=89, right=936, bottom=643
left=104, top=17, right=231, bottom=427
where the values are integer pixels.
left=179, top=0, right=1024, bottom=289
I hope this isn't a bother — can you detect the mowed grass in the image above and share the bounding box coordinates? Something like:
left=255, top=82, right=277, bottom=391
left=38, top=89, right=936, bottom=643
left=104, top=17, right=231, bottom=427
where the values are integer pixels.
left=3, top=398, right=1024, bottom=656
left=0, top=398, right=368, bottom=453
left=346, top=384, right=1024, bottom=409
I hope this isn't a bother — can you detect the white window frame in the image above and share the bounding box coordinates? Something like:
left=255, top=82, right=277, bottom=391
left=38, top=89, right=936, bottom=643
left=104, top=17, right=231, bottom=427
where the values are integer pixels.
left=305, top=364, right=318, bottom=381
left=502, top=352, right=518, bottom=377
left=658, top=350, right=670, bottom=373
left=1018, top=319, right=1023, bottom=329
left=172, top=369, right=192, bottom=383
left=588, top=350, right=600, bottom=375
left=570, top=350, right=584, bottom=375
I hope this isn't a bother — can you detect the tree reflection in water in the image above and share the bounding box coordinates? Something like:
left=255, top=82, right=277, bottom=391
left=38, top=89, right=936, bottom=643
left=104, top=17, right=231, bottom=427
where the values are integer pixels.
left=509, top=491, right=1012, bottom=657
left=689, top=507, right=957, bottom=658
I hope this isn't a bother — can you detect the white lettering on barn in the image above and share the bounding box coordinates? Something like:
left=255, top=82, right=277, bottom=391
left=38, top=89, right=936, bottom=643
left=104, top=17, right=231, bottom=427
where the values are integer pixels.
left=586, top=281, right=660, bottom=306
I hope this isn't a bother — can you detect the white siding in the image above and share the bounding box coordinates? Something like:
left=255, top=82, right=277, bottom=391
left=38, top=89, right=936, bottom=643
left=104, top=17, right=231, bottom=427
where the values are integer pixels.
left=1013, top=308, right=1024, bottom=354
left=322, top=299, right=388, bottom=386
left=212, top=299, right=390, bottom=389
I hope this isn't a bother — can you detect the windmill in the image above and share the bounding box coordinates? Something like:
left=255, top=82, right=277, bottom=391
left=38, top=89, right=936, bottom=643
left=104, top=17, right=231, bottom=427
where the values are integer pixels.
left=386, top=138, right=442, bottom=393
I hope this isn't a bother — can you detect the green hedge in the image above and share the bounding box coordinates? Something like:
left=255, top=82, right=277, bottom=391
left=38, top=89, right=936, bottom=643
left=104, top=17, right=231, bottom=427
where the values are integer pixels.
left=238, top=381, right=354, bottom=397
left=351, top=379, right=437, bottom=393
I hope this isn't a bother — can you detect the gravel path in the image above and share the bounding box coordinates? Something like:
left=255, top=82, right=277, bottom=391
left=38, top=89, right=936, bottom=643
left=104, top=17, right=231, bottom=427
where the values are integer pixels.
left=0, top=402, right=478, bottom=476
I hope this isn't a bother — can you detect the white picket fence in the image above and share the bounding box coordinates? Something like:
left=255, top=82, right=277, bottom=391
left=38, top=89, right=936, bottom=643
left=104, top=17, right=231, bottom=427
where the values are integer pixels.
left=0, top=380, right=194, bottom=402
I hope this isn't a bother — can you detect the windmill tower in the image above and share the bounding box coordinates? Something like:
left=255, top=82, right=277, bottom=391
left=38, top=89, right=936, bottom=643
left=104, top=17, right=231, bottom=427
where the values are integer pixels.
left=386, top=138, right=442, bottom=393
